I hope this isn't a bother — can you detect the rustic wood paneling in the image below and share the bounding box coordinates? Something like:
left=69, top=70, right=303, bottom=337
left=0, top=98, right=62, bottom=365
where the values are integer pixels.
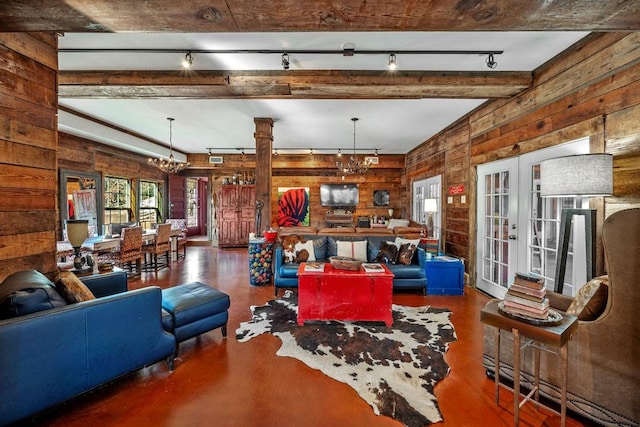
left=407, top=32, right=640, bottom=285
left=0, top=32, right=57, bottom=281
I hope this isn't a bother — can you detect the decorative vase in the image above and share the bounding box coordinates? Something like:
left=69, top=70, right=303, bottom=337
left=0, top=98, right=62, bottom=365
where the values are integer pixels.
left=388, top=209, right=394, bottom=218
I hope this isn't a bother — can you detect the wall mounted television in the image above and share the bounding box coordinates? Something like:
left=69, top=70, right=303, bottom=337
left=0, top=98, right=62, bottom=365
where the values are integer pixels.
left=320, top=183, right=359, bottom=207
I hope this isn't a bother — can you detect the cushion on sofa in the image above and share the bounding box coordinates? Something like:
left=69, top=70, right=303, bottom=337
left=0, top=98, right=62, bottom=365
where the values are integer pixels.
left=294, top=240, right=316, bottom=262
left=0, top=270, right=68, bottom=319
left=336, top=240, right=368, bottom=261
left=566, top=275, right=609, bottom=321
left=387, top=218, right=410, bottom=229
left=375, top=241, right=399, bottom=264
left=55, top=270, right=96, bottom=303
left=397, top=243, right=417, bottom=265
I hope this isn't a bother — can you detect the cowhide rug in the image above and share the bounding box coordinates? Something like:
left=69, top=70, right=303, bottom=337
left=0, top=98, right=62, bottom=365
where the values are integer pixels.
left=236, top=291, right=456, bottom=427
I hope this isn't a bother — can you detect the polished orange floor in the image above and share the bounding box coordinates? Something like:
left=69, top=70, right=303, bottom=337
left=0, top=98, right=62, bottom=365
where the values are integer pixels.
left=32, top=247, right=594, bottom=427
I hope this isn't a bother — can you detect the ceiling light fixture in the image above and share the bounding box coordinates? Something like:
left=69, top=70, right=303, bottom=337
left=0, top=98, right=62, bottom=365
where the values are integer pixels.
left=336, top=117, right=373, bottom=176
left=388, top=53, right=397, bottom=70
left=182, top=51, right=193, bottom=69
left=273, top=148, right=278, bottom=156
left=337, top=148, right=342, bottom=157
left=485, top=53, right=497, bottom=69
left=148, top=117, right=190, bottom=174
left=309, top=148, right=313, bottom=156
left=281, top=52, right=290, bottom=70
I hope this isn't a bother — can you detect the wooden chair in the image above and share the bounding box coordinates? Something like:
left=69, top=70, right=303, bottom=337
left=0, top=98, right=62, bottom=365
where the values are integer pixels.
left=98, top=226, right=143, bottom=276
left=143, top=223, right=171, bottom=272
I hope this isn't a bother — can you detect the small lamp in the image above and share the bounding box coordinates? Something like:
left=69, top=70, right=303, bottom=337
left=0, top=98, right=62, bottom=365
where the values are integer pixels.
left=540, top=153, right=613, bottom=292
left=66, top=219, right=92, bottom=270
left=423, top=198, right=438, bottom=238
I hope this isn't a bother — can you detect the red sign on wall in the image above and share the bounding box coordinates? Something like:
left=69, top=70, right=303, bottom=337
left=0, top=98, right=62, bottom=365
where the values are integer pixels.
left=448, top=185, right=465, bottom=195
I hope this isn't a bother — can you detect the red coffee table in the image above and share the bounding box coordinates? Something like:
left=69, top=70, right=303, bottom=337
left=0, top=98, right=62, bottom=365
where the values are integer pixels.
left=297, top=263, right=394, bottom=326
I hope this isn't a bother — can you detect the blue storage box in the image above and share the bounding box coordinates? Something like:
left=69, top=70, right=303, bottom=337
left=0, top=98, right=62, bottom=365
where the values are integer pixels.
left=425, top=256, right=464, bottom=295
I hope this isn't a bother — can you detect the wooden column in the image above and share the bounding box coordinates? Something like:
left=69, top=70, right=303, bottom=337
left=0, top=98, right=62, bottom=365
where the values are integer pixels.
left=254, top=118, right=273, bottom=234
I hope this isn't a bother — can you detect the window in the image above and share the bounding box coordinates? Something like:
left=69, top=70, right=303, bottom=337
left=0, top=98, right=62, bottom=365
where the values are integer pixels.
left=412, top=175, right=442, bottom=239
left=186, top=178, right=198, bottom=227
left=139, top=180, right=163, bottom=230
left=104, top=176, right=131, bottom=224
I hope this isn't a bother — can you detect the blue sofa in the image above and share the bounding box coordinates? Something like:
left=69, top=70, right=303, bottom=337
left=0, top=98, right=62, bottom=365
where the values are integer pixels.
left=0, top=269, right=176, bottom=426
left=274, top=234, right=427, bottom=295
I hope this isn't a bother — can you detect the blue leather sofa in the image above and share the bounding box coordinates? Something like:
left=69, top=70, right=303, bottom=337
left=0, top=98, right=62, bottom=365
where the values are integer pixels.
left=0, top=269, right=176, bottom=426
left=274, top=234, right=427, bottom=295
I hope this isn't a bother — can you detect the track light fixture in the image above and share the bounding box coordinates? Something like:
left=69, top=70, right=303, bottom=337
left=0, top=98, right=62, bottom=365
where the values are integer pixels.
left=281, top=52, right=290, bottom=70
left=486, top=53, right=497, bottom=69
left=273, top=148, right=278, bottom=156
left=388, top=53, right=397, bottom=70
left=374, top=149, right=379, bottom=156
left=337, top=148, right=342, bottom=157
left=182, top=51, right=193, bottom=69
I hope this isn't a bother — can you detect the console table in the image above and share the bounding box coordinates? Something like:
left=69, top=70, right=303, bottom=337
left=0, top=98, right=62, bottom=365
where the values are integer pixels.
left=297, top=263, right=393, bottom=326
left=480, top=300, right=578, bottom=427
left=325, top=213, right=354, bottom=228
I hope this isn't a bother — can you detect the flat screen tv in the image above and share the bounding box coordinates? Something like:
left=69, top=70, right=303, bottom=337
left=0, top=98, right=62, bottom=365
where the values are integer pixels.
left=320, top=183, right=359, bottom=207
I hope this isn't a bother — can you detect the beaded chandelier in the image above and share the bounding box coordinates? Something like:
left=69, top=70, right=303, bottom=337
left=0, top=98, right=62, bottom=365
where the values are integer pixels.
left=336, top=117, right=373, bottom=176
left=148, top=117, right=190, bottom=174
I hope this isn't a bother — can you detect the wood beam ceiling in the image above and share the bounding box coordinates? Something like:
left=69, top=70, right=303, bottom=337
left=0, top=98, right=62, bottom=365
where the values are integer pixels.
left=58, top=70, right=532, bottom=99
left=1, top=1, right=639, bottom=32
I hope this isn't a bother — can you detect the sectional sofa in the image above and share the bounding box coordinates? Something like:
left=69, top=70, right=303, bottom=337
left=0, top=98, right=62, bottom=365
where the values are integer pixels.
left=0, top=269, right=176, bottom=426
left=274, top=225, right=428, bottom=295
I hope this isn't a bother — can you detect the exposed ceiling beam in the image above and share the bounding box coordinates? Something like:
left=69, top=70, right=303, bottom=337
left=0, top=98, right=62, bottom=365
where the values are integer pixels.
left=58, top=70, right=532, bottom=99
left=1, top=1, right=639, bottom=32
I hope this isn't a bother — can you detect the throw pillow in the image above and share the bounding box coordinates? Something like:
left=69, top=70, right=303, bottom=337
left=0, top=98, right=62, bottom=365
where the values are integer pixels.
left=397, top=243, right=417, bottom=265
left=394, top=237, right=421, bottom=249
left=566, top=276, right=609, bottom=321
left=294, top=240, right=316, bottom=262
left=336, top=240, right=368, bottom=261
left=54, top=271, right=96, bottom=304
left=375, top=241, right=398, bottom=264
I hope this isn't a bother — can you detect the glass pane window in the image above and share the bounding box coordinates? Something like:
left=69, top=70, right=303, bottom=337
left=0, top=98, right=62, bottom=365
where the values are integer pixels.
left=528, top=164, right=580, bottom=295
left=104, top=177, right=131, bottom=225
left=482, top=170, right=510, bottom=289
left=140, top=180, right=163, bottom=230
left=186, top=178, right=198, bottom=228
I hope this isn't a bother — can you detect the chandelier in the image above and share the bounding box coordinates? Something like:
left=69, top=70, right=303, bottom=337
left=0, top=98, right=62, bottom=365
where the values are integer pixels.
left=336, top=117, right=373, bottom=176
left=148, top=117, right=190, bottom=174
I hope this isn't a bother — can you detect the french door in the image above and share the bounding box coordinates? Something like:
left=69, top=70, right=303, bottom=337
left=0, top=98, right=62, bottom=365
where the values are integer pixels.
left=476, top=158, right=519, bottom=298
left=476, top=139, right=589, bottom=298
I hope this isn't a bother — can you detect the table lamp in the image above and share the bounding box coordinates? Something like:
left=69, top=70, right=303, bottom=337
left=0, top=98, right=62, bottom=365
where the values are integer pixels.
left=540, top=153, right=612, bottom=293
left=423, top=198, right=438, bottom=238
left=66, top=219, right=92, bottom=270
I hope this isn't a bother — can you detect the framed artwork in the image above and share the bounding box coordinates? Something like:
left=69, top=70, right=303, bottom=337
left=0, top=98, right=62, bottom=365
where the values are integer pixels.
left=277, top=187, right=310, bottom=226
left=373, top=190, right=390, bottom=206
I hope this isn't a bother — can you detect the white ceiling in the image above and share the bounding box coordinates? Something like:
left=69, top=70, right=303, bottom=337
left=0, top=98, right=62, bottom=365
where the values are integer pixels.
left=57, top=31, right=589, bottom=159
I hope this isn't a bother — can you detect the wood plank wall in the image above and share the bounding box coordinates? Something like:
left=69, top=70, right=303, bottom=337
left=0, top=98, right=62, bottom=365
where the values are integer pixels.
left=188, top=153, right=406, bottom=231
left=406, top=32, right=640, bottom=282
left=0, top=33, right=58, bottom=281
left=57, top=132, right=169, bottom=238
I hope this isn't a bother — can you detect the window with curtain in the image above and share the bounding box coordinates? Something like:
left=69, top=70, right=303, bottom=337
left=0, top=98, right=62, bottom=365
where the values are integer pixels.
left=412, top=175, right=442, bottom=239
left=104, top=176, right=131, bottom=225
left=186, top=178, right=198, bottom=227
left=139, top=180, right=163, bottom=230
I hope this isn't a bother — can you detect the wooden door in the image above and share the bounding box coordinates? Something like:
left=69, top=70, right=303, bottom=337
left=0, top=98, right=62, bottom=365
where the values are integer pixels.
left=168, top=175, right=186, bottom=219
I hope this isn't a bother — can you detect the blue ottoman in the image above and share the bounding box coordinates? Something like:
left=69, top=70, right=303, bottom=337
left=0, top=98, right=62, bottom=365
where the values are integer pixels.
left=161, top=282, right=230, bottom=356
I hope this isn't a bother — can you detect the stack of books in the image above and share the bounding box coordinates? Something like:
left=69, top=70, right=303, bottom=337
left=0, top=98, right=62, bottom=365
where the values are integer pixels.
left=503, top=272, right=549, bottom=320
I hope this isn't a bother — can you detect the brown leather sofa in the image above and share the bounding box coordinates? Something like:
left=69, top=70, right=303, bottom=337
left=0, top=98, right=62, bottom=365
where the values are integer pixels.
left=483, top=208, right=640, bottom=426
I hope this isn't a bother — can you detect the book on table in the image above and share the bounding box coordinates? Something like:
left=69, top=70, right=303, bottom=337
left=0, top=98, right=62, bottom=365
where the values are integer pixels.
left=509, top=283, right=547, bottom=299
left=362, top=263, right=385, bottom=273
left=514, top=272, right=545, bottom=289
left=304, top=262, right=325, bottom=272
left=504, top=292, right=550, bottom=310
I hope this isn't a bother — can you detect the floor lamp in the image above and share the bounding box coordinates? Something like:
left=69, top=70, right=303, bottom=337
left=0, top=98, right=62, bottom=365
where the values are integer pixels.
left=540, top=153, right=612, bottom=293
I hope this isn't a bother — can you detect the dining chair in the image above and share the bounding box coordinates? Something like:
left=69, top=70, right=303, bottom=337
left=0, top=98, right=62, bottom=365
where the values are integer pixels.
left=98, top=226, right=144, bottom=276
left=143, top=223, right=171, bottom=272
